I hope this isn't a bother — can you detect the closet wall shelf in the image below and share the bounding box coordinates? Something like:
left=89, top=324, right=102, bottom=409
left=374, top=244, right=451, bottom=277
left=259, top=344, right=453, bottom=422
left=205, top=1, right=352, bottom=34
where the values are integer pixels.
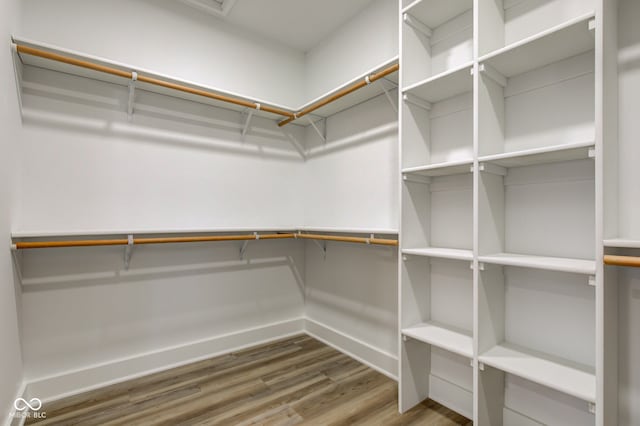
left=479, top=343, right=596, bottom=403
left=12, top=37, right=295, bottom=120
left=603, top=239, right=640, bottom=249
left=278, top=57, right=399, bottom=127
left=402, top=62, right=473, bottom=103
left=478, top=253, right=596, bottom=275
left=402, top=247, right=473, bottom=262
left=478, top=13, right=595, bottom=78
left=401, top=0, right=472, bottom=30
left=12, top=37, right=399, bottom=130
left=478, top=141, right=595, bottom=168
left=402, top=322, right=473, bottom=359
left=403, top=160, right=473, bottom=178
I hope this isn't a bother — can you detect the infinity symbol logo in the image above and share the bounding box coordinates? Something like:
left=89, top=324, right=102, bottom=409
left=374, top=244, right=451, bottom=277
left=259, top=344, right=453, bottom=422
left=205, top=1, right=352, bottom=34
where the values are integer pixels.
left=14, top=397, right=42, bottom=412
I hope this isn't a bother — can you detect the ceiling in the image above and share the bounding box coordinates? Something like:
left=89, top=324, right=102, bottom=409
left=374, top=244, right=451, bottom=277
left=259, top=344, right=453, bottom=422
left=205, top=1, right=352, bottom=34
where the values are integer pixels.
left=181, top=0, right=376, bottom=52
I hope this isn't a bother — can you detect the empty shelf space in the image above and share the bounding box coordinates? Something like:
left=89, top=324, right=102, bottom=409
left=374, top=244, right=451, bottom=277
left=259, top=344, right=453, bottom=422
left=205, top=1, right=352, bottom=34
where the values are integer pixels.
left=402, top=0, right=472, bottom=30
left=478, top=253, right=595, bottom=275
left=402, top=247, right=473, bottom=261
left=403, top=160, right=473, bottom=177
left=478, top=141, right=595, bottom=168
left=479, top=13, right=595, bottom=78
left=403, top=322, right=473, bottom=358
left=479, top=343, right=596, bottom=403
left=403, top=62, right=473, bottom=103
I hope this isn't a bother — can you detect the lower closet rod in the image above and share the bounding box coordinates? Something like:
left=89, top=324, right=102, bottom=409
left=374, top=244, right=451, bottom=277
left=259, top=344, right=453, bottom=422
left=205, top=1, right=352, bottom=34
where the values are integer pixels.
left=295, top=233, right=398, bottom=247
left=13, top=233, right=294, bottom=249
left=12, top=233, right=399, bottom=249
left=604, top=254, right=640, bottom=268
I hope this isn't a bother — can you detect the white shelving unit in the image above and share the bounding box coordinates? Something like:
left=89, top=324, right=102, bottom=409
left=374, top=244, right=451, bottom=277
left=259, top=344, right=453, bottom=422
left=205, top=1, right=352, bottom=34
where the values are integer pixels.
left=399, top=0, right=605, bottom=424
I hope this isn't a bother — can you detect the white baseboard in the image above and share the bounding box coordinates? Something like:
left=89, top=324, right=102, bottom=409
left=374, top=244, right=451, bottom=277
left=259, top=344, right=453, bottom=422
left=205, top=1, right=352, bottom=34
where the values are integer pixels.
left=303, top=318, right=398, bottom=380
left=25, top=317, right=305, bottom=403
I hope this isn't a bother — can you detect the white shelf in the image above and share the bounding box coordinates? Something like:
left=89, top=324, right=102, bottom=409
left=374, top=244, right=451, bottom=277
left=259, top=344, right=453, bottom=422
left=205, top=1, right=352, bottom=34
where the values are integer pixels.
left=478, top=253, right=596, bottom=275
left=13, top=37, right=399, bottom=126
left=402, top=247, right=473, bottom=262
left=12, top=36, right=296, bottom=120
left=604, top=239, right=640, bottom=249
left=479, top=141, right=595, bottom=168
left=294, top=56, right=399, bottom=120
left=478, top=13, right=595, bottom=78
left=479, top=343, right=596, bottom=403
left=402, top=0, right=472, bottom=30
left=402, top=322, right=473, bottom=358
left=298, top=226, right=398, bottom=235
left=403, top=62, right=473, bottom=103
left=12, top=226, right=399, bottom=239
left=402, top=159, right=473, bottom=177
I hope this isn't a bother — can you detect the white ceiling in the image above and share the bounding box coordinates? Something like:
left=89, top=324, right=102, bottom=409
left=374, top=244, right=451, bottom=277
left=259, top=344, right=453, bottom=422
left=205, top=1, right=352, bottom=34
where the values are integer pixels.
left=185, top=0, right=377, bottom=52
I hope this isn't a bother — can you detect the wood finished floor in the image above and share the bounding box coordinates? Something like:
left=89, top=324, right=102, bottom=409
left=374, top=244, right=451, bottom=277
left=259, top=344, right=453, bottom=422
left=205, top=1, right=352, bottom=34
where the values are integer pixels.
left=26, top=335, right=472, bottom=426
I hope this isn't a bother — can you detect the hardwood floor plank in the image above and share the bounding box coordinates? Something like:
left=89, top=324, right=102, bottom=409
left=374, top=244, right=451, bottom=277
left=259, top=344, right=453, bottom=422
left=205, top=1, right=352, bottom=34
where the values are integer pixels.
left=27, top=336, right=472, bottom=426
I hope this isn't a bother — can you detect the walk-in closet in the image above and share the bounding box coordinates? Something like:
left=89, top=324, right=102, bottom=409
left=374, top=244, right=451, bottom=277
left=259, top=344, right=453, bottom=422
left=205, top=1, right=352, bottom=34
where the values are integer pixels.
left=0, top=0, right=638, bottom=425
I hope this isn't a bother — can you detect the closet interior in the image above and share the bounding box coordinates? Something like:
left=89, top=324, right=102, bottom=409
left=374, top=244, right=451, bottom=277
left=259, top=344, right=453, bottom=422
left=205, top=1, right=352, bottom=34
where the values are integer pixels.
left=1, top=0, right=640, bottom=425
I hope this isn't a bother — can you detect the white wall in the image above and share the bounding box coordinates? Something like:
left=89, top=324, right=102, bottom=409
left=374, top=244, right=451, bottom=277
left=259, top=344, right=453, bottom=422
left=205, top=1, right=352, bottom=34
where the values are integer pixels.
left=0, top=0, right=24, bottom=422
left=302, top=93, right=399, bottom=230
left=304, top=0, right=398, bottom=101
left=20, top=0, right=306, bottom=107
left=16, top=65, right=306, bottom=233
left=20, top=239, right=305, bottom=386
left=304, top=240, right=398, bottom=372
left=617, top=1, right=640, bottom=424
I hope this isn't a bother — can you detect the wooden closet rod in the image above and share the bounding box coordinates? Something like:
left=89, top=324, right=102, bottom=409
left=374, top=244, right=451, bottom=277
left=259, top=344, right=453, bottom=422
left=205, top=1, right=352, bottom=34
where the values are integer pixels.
left=295, top=233, right=399, bottom=247
left=14, top=233, right=295, bottom=249
left=604, top=255, right=640, bottom=268
left=13, top=232, right=399, bottom=249
left=15, top=44, right=295, bottom=119
left=278, top=63, right=400, bottom=127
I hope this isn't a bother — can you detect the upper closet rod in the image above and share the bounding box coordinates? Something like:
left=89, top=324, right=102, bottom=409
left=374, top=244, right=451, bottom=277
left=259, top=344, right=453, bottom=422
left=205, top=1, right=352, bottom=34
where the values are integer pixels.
left=15, top=45, right=295, bottom=119
left=277, top=63, right=400, bottom=127
left=12, top=232, right=398, bottom=250
left=604, top=255, right=640, bottom=268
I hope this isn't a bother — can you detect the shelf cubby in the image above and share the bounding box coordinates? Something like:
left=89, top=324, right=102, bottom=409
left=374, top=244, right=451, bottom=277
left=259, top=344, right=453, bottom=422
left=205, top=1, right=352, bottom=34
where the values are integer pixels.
left=478, top=28, right=595, bottom=158
left=402, top=0, right=473, bottom=88
left=402, top=64, right=473, bottom=170
left=478, top=156, right=595, bottom=268
left=478, top=0, right=595, bottom=58
left=402, top=170, right=473, bottom=256
left=477, top=263, right=596, bottom=424
left=400, top=255, right=473, bottom=416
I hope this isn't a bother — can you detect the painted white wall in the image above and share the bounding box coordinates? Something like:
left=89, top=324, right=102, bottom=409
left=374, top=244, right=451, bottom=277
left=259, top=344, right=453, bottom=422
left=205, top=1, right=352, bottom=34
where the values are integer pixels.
left=617, top=0, right=640, bottom=240
left=302, top=93, right=399, bottom=230
left=20, top=239, right=305, bottom=383
left=304, top=0, right=398, bottom=101
left=17, top=66, right=305, bottom=233
left=20, top=0, right=306, bottom=106
left=617, top=1, right=640, bottom=424
left=0, top=0, right=24, bottom=421
left=304, top=241, right=398, bottom=359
